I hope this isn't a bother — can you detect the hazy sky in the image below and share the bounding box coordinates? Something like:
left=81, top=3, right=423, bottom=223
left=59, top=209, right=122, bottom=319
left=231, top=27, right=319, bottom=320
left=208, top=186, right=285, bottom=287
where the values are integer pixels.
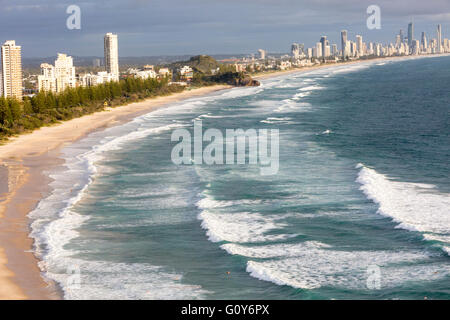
left=1, top=0, right=450, bottom=57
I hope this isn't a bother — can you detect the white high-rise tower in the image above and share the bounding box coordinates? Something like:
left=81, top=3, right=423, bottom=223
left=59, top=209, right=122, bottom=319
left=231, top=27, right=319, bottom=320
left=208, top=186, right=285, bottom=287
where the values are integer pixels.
left=1, top=40, right=22, bottom=100
left=104, top=33, right=119, bottom=81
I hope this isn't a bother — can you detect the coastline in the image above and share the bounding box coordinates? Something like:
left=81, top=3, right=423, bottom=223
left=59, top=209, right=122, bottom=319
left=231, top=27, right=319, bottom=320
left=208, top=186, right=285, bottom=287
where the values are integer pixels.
left=0, top=53, right=447, bottom=300
left=0, top=84, right=230, bottom=299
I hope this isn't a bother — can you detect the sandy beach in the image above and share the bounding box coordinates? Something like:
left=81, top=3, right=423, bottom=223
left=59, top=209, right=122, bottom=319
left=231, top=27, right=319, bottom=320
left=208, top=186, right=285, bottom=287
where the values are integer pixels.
left=0, top=84, right=230, bottom=299
left=0, top=53, right=444, bottom=300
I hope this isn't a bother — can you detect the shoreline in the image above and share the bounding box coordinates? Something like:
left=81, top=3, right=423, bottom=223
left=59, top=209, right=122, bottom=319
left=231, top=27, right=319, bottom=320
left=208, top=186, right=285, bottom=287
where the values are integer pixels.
left=0, top=53, right=447, bottom=300
left=0, top=84, right=230, bottom=299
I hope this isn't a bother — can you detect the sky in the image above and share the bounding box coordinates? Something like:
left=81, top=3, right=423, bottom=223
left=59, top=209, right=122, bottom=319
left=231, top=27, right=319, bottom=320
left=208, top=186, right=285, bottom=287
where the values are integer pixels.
left=1, top=0, right=450, bottom=57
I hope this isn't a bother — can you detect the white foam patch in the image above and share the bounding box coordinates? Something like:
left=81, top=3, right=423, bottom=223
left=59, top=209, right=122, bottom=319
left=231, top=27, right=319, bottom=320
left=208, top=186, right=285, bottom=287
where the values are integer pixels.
left=196, top=197, right=263, bottom=209
left=237, top=241, right=447, bottom=290
left=218, top=86, right=263, bottom=99
left=274, top=99, right=311, bottom=113
left=298, top=85, right=324, bottom=92
left=47, top=259, right=209, bottom=300
left=221, top=241, right=331, bottom=258
left=260, top=117, right=294, bottom=124
left=246, top=256, right=448, bottom=290
left=356, top=164, right=450, bottom=254
left=198, top=211, right=293, bottom=243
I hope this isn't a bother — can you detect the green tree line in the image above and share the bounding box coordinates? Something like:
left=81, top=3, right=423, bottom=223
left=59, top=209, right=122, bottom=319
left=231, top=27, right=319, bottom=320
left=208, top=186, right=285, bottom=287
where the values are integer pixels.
left=0, top=76, right=184, bottom=140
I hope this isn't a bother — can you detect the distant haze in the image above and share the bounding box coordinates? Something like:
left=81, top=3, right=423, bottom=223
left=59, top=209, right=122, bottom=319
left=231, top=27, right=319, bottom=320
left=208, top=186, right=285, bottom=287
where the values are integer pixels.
left=1, top=0, right=450, bottom=57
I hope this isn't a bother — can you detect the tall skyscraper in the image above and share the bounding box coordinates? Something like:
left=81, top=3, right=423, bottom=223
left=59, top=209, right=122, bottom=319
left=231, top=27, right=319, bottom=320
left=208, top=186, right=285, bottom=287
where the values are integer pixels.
left=399, top=29, right=404, bottom=43
left=1, top=40, right=22, bottom=100
left=104, top=33, right=119, bottom=80
left=341, top=30, right=348, bottom=58
left=356, top=35, right=363, bottom=56
left=421, top=32, right=428, bottom=51
left=408, top=22, right=414, bottom=47
left=320, top=36, right=327, bottom=58
left=291, top=43, right=300, bottom=59
left=315, top=42, right=322, bottom=58
left=437, top=24, right=442, bottom=53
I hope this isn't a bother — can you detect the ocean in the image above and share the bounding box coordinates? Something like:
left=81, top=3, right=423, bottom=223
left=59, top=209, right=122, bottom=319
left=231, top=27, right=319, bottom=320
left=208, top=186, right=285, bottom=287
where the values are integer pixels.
left=29, top=55, right=450, bottom=300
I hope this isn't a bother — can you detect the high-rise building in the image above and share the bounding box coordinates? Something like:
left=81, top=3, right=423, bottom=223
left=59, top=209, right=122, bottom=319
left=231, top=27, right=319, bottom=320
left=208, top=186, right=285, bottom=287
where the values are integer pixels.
left=37, top=63, right=56, bottom=92
left=437, top=24, right=442, bottom=53
left=399, top=29, right=404, bottom=43
left=104, top=33, right=119, bottom=80
left=291, top=43, right=300, bottom=59
left=54, top=53, right=77, bottom=93
left=38, top=53, right=77, bottom=93
left=332, top=44, right=338, bottom=56
left=341, top=30, right=348, bottom=58
left=315, top=42, right=323, bottom=58
left=257, top=49, right=266, bottom=60
left=1, top=40, right=22, bottom=100
left=412, top=39, right=420, bottom=55
left=408, top=22, right=414, bottom=47
left=421, top=32, right=428, bottom=51
left=395, top=35, right=400, bottom=48
left=356, top=35, right=363, bottom=56
left=320, top=36, right=327, bottom=58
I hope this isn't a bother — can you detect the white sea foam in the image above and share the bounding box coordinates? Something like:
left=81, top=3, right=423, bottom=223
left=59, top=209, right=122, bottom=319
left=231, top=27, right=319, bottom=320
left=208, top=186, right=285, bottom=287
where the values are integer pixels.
left=260, top=117, right=294, bottom=124
left=217, top=86, right=263, bottom=99
left=274, top=99, right=311, bottom=113
left=228, top=240, right=447, bottom=290
left=221, top=238, right=448, bottom=290
left=246, top=253, right=448, bottom=290
left=221, top=241, right=331, bottom=258
left=28, top=119, right=202, bottom=299
left=356, top=163, right=450, bottom=254
left=298, top=85, right=324, bottom=92
left=196, top=197, right=263, bottom=209
left=198, top=210, right=293, bottom=243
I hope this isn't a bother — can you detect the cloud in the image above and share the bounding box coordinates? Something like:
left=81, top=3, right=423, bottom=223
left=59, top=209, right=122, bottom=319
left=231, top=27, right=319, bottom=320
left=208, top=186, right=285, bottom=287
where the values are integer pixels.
left=1, top=0, right=449, bottom=57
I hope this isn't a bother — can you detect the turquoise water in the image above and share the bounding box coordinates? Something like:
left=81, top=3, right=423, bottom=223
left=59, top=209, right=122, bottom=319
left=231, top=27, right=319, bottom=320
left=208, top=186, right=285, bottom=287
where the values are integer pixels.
left=30, top=55, right=450, bottom=299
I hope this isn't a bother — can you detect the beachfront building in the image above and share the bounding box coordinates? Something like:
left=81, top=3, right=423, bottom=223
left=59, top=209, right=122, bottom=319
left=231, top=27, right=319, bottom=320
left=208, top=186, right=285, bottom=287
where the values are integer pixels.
left=341, top=30, right=348, bottom=58
left=356, top=35, right=363, bottom=57
left=412, top=40, right=421, bottom=55
left=315, top=42, right=322, bottom=58
left=1, top=40, right=23, bottom=100
left=408, top=22, right=414, bottom=48
left=80, top=71, right=116, bottom=87
left=291, top=43, right=300, bottom=59
left=38, top=53, right=77, bottom=93
left=179, top=66, right=193, bottom=81
left=158, top=68, right=171, bottom=78
left=437, top=25, right=442, bottom=53
left=104, top=33, right=119, bottom=81
left=320, top=36, right=328, bottom=58
left=37, top=63, right=57, bottom=92
left=54, top=53, right=77, bottom=92
left=134, top=70, right=157, bottom=79
left=257, top=49, right=266, bottom=60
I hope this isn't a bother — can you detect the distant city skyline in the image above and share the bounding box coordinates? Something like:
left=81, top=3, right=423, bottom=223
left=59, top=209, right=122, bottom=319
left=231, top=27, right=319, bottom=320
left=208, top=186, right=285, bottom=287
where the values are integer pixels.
left=1, top=0, right=450, bottom=57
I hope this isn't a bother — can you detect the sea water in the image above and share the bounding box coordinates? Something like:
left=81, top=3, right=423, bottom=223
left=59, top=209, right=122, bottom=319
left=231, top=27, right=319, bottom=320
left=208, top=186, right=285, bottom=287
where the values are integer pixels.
left=29, top=55, right=450, bottom=299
